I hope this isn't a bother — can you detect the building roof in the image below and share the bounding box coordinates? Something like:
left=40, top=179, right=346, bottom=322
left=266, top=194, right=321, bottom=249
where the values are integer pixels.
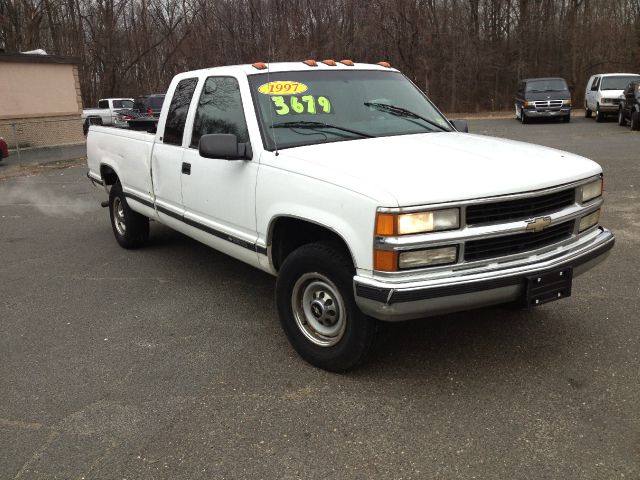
left=0, top=52, right=80, bottom=65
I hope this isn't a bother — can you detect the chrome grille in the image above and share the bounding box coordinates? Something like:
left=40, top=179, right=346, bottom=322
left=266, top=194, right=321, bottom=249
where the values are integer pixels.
left=533, top=100, right=563, bottom=110
left=464, top=221, right=575, bottom=262
left=465, top=188, right=576, bottom=225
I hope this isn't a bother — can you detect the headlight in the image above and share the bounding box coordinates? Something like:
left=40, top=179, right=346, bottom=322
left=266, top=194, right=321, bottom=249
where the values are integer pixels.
left=376, top=209, right=460, bottom=236
left=524, top=101, right=534, bottom=107
left=398, top=246, right=458, bottom=269
left=580, top=178, right=603, bottom=203
left=563, top=99, right=571, bottom=106
left=579, top=209, right=600, bottom=232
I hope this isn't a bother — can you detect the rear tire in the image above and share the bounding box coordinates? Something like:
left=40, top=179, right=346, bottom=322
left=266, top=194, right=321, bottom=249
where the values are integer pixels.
left=631, top=111, right=640, bottom=131
left=109, top=182, right=149, bottom=249
left=595, top=104, right=604, bottom=122
left=276, top=242, right=376, bottom=371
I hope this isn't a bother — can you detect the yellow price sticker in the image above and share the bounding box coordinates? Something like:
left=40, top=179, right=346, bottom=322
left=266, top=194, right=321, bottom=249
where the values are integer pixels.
left=258, top=81, right=308, bottom=95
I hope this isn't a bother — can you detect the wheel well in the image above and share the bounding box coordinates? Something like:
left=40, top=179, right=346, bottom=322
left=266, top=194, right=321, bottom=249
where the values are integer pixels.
left=100, top=164, right=118, bottom=186
left=269, top=217, right=353, bottom=271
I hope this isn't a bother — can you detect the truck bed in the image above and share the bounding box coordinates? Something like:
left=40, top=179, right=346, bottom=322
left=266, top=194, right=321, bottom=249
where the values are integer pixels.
left=86, top=125, right=156, bottom=204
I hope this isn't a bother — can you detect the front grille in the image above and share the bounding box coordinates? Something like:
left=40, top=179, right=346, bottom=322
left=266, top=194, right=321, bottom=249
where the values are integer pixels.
left=465, top=188, right=575, bottom=225
left=533, top=100, right=563, bottom=110
left=464, top=221, right=574, bottom=262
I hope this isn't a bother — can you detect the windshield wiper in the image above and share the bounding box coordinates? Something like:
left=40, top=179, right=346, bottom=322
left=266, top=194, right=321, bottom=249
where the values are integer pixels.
left=271, top=121, right=374, bottom=138
left=364, top=102, right=448, bottom=132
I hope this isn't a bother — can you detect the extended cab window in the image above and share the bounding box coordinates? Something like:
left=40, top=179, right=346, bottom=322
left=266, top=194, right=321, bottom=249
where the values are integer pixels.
left=98, top=100, right=109, bottom=109
left=164, top=78, right=198, bottom=145
left=190, top=77, right=249, bottom=148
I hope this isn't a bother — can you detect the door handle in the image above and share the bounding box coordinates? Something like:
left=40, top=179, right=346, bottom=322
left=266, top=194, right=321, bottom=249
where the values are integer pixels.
left=181, top=162, right=191, bottom=175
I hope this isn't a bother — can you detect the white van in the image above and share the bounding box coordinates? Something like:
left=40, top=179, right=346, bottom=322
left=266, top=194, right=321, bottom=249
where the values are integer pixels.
left=585, top=73, right=640, bottom=121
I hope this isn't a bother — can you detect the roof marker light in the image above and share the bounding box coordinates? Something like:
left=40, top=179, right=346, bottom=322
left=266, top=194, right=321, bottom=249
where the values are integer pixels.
left=252, top=62, right=268, bottom=70
left=339, top=60, right=354, bottom=66
left=377, top=61, right=391, bottom=68
left=303, top=59, right=318, bottom=67
left=322, top=59, right=337, bottom=66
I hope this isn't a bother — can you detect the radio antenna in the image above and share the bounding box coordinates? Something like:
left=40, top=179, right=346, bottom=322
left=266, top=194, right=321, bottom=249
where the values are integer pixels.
left=267, top=14, right=279, bottom=156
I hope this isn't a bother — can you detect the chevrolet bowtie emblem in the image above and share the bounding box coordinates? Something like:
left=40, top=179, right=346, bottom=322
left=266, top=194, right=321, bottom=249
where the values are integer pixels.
left=526, top=216, right=552, bottom=233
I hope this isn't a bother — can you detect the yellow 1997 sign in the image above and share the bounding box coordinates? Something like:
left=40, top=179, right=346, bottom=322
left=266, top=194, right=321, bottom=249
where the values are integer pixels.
left=258, top=81, right=308, bottom=95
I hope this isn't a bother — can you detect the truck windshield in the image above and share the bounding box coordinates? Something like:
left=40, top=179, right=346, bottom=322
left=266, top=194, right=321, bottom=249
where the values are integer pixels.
left=248, top=70, right=452, bottom=150
left=525, top=79, right=568, bottom=92
left=600, top=75, right=640, bottom=91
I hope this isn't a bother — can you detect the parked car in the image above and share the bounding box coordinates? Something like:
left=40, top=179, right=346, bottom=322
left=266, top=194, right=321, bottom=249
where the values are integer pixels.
left=617, top=81, right=640, bottom=130
left=127, top=94, right=165, bottom=130
left=87, top=61, right=614, bottom=371
left=0, top=137, right=8, bottom=161
left=584, top=73, right=640, bottom=122
left=82, top=98, right=134, bottom=134
left=515, top=77, right=572, bottom=124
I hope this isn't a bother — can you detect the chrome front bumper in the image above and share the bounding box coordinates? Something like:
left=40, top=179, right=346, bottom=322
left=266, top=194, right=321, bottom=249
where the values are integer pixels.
left=354, top=227, right=614, bottom=321
left=524, top=108, right=570, bottom=117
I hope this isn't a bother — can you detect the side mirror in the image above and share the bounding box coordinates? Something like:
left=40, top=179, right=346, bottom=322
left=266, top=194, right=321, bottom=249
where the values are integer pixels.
left=198, top=134, right=252, bottom=160
left=450, top=119, right=469, bottom=133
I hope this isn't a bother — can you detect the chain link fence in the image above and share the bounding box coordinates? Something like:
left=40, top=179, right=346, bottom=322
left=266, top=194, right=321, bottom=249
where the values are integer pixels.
left=0, top=117, right=86, bottom=163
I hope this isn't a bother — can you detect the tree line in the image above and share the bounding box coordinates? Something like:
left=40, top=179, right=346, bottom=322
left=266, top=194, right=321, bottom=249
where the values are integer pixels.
left=1, top=0, right=639, bottom=112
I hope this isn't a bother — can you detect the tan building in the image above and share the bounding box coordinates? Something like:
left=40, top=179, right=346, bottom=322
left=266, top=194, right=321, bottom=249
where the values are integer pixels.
left=0, top=52, right=84, bottom=149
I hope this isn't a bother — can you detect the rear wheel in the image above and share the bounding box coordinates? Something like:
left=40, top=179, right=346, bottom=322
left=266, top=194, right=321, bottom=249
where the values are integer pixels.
left=109, top=182, right=149, bottom=249
left=595, top=104, right=604, bottom=122
left=631, top=111, right=640, bottom=131
left=276, top=242, right=376, bottom=371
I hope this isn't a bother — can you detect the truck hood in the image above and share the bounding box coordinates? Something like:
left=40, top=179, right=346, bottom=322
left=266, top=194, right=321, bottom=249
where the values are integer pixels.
left=277, top=133, right=601, bottom=206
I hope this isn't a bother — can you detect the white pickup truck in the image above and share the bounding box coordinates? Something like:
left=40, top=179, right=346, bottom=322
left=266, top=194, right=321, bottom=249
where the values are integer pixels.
left=82, top=98, right=134, bottom=128
left=87, top=61, right=614, bottom=371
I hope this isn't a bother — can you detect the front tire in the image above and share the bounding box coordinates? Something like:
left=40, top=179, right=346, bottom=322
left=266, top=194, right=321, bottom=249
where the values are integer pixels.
left=520, top=110, right=528, bottom=124
left=631, top=111, right=640, bottom=131
left=584, top=103, right=592, bottom=118
left=595, top=104, right=604, bottom=122
left=276, top=242, right=376, bottom=371
left=109, top=182, right=149, bottom=249
left=562, top=114, right=571, bottom=123
left=618, top=108, right=626, bottom=126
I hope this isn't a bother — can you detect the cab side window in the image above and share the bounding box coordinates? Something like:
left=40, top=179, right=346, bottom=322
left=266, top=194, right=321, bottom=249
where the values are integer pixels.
left=591, top=77, right=600, bottom=91
left=190, top=77, right=249, bottom=149
left=164, top=78, right=198, bottom=146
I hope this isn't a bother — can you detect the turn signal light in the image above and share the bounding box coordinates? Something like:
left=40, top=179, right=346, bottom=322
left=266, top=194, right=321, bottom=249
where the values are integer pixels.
left=252, top=62, right=268, bottom=70
left=377, top=61, right=391, bottom=68
left=303, top=59, right=318, bottom=67
left=375, top=213, right=397, bottom=236
left=339, top=60, right=354, bottom=66
left=322, top=59, right=337, bottom=66
left=374, top=249, right=398, bottom=272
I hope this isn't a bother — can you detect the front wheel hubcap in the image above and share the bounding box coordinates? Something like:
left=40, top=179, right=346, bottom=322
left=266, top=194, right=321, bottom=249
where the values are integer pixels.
left=113, top=197, right=126, bottom=236
left=291, top=273, right=347, bottom=347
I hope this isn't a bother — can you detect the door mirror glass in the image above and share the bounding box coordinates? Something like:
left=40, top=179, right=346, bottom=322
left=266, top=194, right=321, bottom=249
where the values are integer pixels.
left=199, top=134, right=251, bottom=160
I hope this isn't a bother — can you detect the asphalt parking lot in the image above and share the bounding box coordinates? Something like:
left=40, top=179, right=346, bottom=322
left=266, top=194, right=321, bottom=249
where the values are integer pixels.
left=1, top=115, right=638, bottom=479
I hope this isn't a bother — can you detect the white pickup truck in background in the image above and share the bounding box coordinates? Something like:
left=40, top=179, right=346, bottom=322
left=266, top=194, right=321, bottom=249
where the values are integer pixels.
left=87, top=61, right=614, bottom=371
left=82, top=98, right=134, bottom=131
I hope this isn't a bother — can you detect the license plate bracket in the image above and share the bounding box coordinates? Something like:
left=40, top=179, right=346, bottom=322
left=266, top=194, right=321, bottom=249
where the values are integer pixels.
left=525, top=267, right=573, bottom=307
